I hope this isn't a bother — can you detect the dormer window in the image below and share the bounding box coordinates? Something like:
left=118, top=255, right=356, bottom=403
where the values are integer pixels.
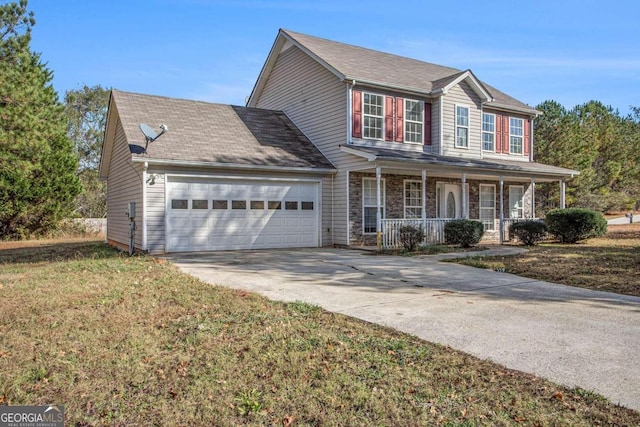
left=455, top=105, right=469, bottom=148
left=404, top=100, right=424, bottom=143
left=363, top=93, right=384, bottom=140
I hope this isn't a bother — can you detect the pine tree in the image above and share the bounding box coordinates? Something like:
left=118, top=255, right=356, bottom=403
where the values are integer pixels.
left=0, top=0, right=81, bottom=238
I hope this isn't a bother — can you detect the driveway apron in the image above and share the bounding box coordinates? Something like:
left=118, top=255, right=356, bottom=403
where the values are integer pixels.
left=167, top=248, right=640, bottom=411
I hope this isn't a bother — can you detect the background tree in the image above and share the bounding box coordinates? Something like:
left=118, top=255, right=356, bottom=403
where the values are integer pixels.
left=64, top=85, right=110, bottom=217
left=0, top=0, right=81, bottom=238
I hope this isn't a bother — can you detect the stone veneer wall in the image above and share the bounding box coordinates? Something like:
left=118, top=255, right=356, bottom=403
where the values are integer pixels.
left=348, top=171, right=532, bottom=246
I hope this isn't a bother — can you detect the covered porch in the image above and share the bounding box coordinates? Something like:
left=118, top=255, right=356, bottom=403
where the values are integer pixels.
left=341, top=145, right=578, bottom=249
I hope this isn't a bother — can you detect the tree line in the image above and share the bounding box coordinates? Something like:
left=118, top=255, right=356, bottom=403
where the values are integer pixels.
left=1, top=0, right=638, bottom=239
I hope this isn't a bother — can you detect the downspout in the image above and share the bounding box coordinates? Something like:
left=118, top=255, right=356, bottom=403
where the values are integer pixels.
left=142, top=162, right=148, bottom=252
left=346, top=80, right=355, bottom=145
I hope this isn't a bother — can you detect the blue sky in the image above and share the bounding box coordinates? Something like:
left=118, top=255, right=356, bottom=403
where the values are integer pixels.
left=28, top=0, right=640, bottom=114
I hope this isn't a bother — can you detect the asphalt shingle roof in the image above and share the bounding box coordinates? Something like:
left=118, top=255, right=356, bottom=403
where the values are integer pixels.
left=112, top=90, right=335, bottom=170
left=282, top=29, right=536, bottom=113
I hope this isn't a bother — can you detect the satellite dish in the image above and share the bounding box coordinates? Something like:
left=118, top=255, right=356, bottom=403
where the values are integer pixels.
left=139, top=123, right=168, bottom=152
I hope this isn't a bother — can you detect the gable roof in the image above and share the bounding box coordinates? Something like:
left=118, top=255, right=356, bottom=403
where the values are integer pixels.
left=250, top=29, right=538, bottom=115
left=99, top=90, right=335, bottom=179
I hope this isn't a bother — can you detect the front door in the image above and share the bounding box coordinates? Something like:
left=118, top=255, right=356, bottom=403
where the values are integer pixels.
left=442, top=184, right=461, bottom=218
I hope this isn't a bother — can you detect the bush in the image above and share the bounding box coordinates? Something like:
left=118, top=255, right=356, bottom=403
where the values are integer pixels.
left=509, top=220, right=548, bottom=246
left=398, top=225, right=425, bottom=252
left=545, top=208, right=607, bottom=243
left=444, top=220, right=484, bottom=248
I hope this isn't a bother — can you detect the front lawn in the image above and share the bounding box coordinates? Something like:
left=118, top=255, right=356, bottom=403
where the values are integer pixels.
left=1, top=239, right=638, bottom=425
left=448, top=223, right=640, bottom=297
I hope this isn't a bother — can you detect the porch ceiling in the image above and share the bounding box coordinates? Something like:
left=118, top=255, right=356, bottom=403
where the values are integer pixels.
left=340, top=145, right=579, bottom=182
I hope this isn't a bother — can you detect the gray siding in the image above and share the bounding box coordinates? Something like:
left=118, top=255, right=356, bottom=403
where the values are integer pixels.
left=441, top=81, right=483, bottom=158
left=431, top=97, right=441, bottom=154
left=145, top=171, right=165, bottom=253
left=254, top=45, right=370, bottom=245
left=106, top=119, right=144, bottom=251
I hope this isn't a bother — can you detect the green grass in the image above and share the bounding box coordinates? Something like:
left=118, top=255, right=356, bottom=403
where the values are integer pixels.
left=1, top=239, right=638, bottom=425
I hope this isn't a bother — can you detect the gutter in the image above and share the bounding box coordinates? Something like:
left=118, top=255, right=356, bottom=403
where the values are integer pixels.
left=132, top=157, right=337, bottom=175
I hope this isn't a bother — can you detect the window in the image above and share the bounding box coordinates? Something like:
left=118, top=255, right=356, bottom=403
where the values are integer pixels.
left=212, top=200, right=228, bottom=210
left=509, top=186, right=524, bottom=219
left=250, top=200, right=264, bottom=210
left=301, top=201, right=314, bottom=210
left=455, top=106, right=469, bottom=148
left=482, top=113, right=495, bottom=151
left=231, top=200, right=246, bottom=210
left=363, top=93, right=384, bottom=139
left=404, top=181, right=422, bottom=218
left=509, top=117, right=524, bottom=154
left=363, top=177, right=385, bottom=234
left=479, top=185, right=496, bottom=231
left=171, top=199, right=188, bottom=209
left=404, top=100, right=423, bottom=143
left=267, top=201, right=281, bottom=210
left=285, top=201, right=298, bottom=210
left=192, top=199, right=208, bottom=209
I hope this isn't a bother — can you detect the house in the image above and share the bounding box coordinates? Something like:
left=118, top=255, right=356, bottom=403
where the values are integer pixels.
left=99, top=29, right=578, bottom=253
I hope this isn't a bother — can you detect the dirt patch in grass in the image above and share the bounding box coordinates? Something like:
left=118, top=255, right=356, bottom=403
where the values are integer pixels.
left=1, top=240, right=638, bottom=425
left=452, top=224, right=640, bottom=297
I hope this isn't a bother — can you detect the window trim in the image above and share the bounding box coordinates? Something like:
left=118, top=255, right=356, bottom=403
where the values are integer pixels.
left=403, top=179, right=423, bottom=219
left=404, top=99, right=424, bottom=144
left=509, top=185, right=525, bottom=219
left=509, top=117, right=524, bottom=155
left=479, top=184, right=496, bottom=231
left=455, top=104, right=470, bottom=149
left=362, top=92, right=385, bottom=140
left=481, top=112, right=495, bottom=152
left=362, top=177, right=386, bottom=235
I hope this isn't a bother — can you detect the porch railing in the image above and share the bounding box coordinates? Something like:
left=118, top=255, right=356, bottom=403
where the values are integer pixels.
left=501, top=217, right=542, bottom=242
left=381, top=218, right=455, bottom=249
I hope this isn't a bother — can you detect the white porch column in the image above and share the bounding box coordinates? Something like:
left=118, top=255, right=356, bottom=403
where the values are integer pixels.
left=376, top=166, right=382, bottom=250
left=461, top=173, right=467, bottom=219
left=530, top=178, right=536, bottom=218
left=560, top=179, right=566, bottom=209
left=421, top=170, right=427, bottom=221
left=499, top=176, right=505, bottom=244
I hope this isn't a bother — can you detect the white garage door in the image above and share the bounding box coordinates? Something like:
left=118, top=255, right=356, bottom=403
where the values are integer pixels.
left=166, top=177, right=320, bottom=252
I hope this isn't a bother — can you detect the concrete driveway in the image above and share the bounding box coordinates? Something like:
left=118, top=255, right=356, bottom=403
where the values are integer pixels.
left=167, top=248, right=640, bottom=411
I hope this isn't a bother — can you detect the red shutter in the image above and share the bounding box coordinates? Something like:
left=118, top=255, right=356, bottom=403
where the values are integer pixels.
left=385, top=96, right=394, bottom=141
left=503, top=115, right=510, bottom=153
left=352, top=90, right=362, bottom=138
left=524, top=118, right=530, bottom=156
left=395, top=97, right=404, bottom=142
left=424, top=102, right=432, bottom=146
left=495, top=113, right=502, bottom=153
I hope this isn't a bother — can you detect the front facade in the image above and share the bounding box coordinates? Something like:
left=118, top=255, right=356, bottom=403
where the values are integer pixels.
left=100, top=29, right=577, bottom=253
left=248, top=29, right=578, bottom=248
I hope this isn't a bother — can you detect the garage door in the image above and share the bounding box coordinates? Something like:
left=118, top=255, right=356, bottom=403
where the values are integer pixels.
left=166, top=177, right=320, bottom=252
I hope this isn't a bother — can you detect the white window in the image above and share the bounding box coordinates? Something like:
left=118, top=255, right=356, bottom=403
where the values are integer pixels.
left=510, top=117, right=524, bottom=154
left=363, top=178, right=385, bottom=234
left=455, top=105, right=469, bottom=148
left=404, top=100, right=423, bottom=143
left=404, top=180, right=422, bottom=219
left=363, top=93, right=384, bottom=140
left=479, top=184, right=496, bottom=231
left=509, top=186, right=524, bottom=219
left=482, top=113, right=495, bottom=152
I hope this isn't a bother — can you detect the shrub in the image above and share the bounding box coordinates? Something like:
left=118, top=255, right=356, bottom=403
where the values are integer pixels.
left=444, top=219, right=484, bottom=248
left=509, top=220, right=549, bottom=246
left=545, top=208, right=607, bottom=243
left=398, top=224, right=425, bottom=252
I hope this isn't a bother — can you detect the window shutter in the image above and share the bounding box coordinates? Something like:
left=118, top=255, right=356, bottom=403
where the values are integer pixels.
left=424, top=102, right=432, bottom=146
left=503, top=115, right=510, bottom=153
left=385, top=96, right=394, bottom=141
left=524, top=118, right=530, bottom=156
left=395, top=97, right=404, bottom=142
left=352, top=90, right=362, bottom=138
left=495, top=113, right=502, bottom=153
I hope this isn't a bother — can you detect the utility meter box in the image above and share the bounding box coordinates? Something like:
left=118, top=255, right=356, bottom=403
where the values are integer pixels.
left=128, top=201, right=136, bottom=219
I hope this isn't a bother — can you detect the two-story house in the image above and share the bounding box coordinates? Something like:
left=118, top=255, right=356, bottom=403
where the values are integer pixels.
left=99, top=29, right=578, bottom=253
left=248, top=29, right=578, bottom=247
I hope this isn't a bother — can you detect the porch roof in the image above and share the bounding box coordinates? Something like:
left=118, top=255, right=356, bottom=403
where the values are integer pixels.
left=340, top=145, right=579, bottom=180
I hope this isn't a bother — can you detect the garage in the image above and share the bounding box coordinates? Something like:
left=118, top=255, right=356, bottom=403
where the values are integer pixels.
left=166, top=177, right=320, bottom=252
